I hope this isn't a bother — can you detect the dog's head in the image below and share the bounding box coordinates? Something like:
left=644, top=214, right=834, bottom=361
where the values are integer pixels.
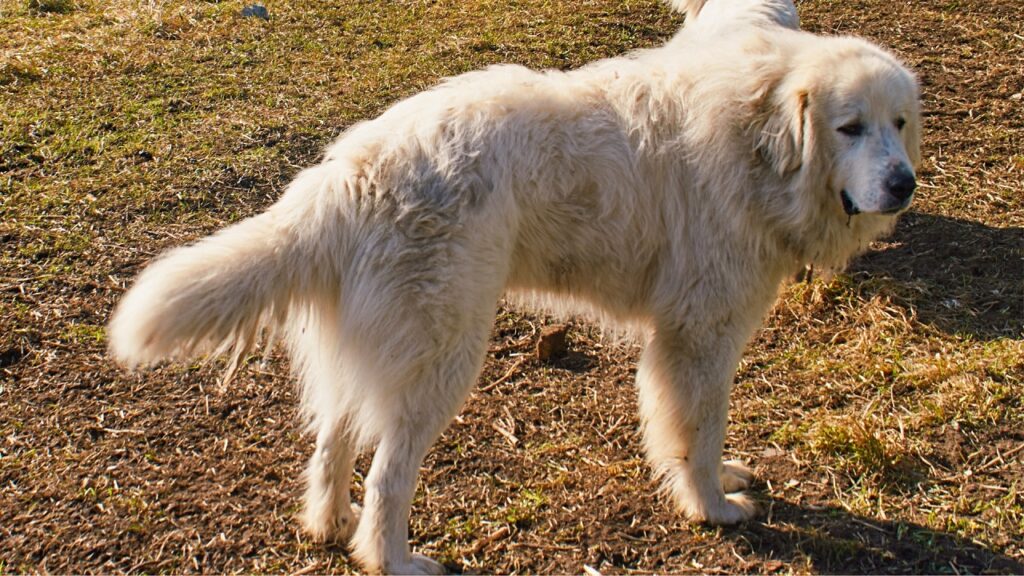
left=755, top=37, right=921, bottom=219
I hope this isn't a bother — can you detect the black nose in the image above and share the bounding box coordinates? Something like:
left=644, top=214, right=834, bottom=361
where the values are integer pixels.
left=886, top=165, right=917, bottom=202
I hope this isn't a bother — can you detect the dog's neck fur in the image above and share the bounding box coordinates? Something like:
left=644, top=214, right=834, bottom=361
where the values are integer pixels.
left=617, top=29, right=897, bottom=277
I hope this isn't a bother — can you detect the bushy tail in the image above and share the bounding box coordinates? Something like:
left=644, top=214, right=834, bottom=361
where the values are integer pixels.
left=108, top=211, right=295, bottom=381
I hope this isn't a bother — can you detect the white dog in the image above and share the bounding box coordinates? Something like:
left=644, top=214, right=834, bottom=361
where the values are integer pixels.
left=109, top=0, right=920, bottom=572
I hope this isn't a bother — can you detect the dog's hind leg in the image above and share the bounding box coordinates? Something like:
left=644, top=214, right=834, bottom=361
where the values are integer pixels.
left=289, top=306, right=362, bottom=544
left=636, top=329, right=759, bottom=525
left=349, top=323, right=492, bottom=575
left=301, top=417, right=359, bottom=543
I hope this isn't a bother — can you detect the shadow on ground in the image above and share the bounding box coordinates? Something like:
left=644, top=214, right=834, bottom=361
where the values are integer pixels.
left=727, top=497, right=1024, bottom=574
left=851, top=212, right=1023, bottom=340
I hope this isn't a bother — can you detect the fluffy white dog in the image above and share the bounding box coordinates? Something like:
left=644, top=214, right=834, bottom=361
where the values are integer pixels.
left=109, top=0, right=920, bottom=572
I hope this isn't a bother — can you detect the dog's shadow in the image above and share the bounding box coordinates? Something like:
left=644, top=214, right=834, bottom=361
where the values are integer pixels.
left=732, top=212, right=1022, bottom=573
left=548, top=349, right=598, bottom=373
left=724, top=496, right=1024, bottom=574
left=849, top=211, right=1022, bottom=340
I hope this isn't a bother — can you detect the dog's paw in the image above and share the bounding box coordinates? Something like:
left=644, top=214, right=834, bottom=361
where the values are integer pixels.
left=339, top=503, right=362, bottom=541
left=721, top=459, right=754, bottom=493
left=385, top=553, right=446, bottom=575
left=700, top=492, right=760, bottom=525
left=300, top=503, right=361, bottom=544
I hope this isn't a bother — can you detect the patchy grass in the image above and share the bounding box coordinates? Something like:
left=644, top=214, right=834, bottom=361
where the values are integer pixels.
left=1, top=0, right=1022, bottom=573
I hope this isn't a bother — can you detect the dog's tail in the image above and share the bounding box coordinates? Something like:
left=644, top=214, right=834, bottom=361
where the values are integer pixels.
left=108, top=167, right=336, bottom=382
left=108, top=210, right=295, bottom=381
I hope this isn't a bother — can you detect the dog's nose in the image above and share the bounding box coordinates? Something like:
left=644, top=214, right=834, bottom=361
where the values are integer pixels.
left=885, top=164, right=916, bottom=203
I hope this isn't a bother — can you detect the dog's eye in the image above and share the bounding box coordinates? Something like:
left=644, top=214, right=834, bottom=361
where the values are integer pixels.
left=895, top=117, right=906, bottom=130
left=837, top=122, right=865, bottom=137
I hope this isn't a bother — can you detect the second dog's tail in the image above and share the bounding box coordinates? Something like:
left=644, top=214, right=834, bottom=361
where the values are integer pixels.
left=664, top=0, right=709, bottom=20
left=664, top=0, right=800, bottom=30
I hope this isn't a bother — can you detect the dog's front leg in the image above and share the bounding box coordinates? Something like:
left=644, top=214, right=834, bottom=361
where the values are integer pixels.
left=636, top=329, right=759, bottom=525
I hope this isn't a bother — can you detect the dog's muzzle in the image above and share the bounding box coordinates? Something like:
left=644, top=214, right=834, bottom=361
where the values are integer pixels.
left=841, top=164, right=916, bottom=217
left=880, top=164, right=916, bottom=214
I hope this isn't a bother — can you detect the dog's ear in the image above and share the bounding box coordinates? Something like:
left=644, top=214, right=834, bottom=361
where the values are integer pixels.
left=754, top=86, right=809, bottom=176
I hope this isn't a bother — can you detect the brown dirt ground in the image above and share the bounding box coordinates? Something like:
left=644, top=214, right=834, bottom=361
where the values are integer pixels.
left=1, top=0, right=1022, bottom=574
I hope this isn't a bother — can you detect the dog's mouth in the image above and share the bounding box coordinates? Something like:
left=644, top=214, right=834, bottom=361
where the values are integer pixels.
left=880, top=204, right=906, bottom=215
left=840, top=189, right=860, bottom=216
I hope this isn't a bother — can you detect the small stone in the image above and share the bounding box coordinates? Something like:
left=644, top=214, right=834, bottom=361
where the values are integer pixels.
left=535, top=324, right=568, bottom=361
left=241, top=4, right=269, bottom=19
left=1011, top=92, right=1022, bottom=101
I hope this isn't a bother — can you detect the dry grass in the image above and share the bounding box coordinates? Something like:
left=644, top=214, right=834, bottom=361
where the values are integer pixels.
left=1, top=0, right=1021, bottom=573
